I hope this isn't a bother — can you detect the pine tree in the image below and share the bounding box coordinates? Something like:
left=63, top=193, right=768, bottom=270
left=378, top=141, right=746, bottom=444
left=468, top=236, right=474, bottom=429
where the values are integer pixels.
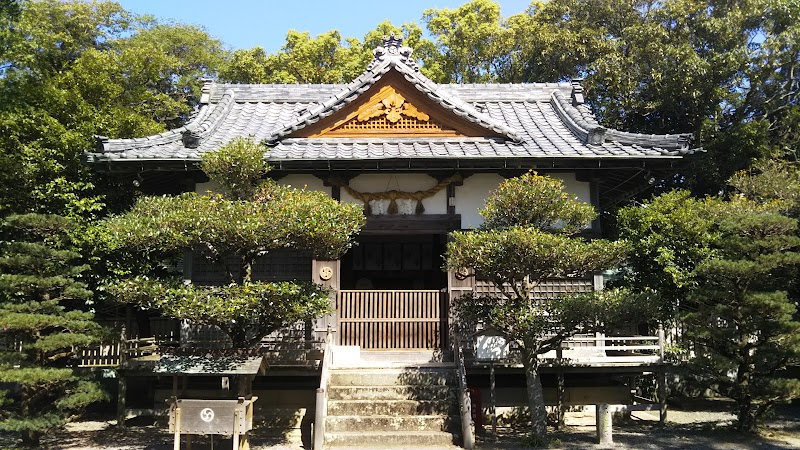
left=445, top=172, right=645, bottom=440
left=685, top=197, right=800, bottom=432
left=102, top=138, right=365, bottom=348
left=0, top=213, right=106, bottom=447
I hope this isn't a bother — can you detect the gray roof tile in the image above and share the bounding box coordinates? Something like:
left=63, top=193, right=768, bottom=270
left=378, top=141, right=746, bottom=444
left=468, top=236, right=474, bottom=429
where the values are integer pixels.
left=87, top=45, right=697, bottom=166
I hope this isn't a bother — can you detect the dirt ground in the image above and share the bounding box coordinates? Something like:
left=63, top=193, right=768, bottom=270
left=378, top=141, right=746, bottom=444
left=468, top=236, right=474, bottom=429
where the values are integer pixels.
left=5, top=400, right=798, bottom=449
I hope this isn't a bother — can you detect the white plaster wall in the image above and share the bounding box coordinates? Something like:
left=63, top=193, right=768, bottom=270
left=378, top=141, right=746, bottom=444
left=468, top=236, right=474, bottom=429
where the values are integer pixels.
left=455, top=172, right=591, bottom=229
left=277, top=174, right=331, bottom=196
left=340, top=173, right=447, bottom=215
left=455, top=173, right=504, bottom=229
left=554, top=173, right=591, bottom=205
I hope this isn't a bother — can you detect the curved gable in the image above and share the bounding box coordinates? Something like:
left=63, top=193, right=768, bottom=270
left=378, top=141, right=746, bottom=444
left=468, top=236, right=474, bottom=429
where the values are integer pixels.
left=292, top=71, right=504, bottom=139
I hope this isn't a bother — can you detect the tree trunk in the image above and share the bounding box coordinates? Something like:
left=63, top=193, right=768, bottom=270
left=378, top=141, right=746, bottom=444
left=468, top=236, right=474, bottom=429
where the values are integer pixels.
left=239, top=257, right=253, bottom=284
left=738, top=400, right=757, bottom=432
left=20, top=430, right=40, bottom=448
left=20, top=387, right=40, bottom=447
left=736, top=362, right=756, bottom=432
left=229, top=326, right=249, bottom=349
left=522, top=346, right=547, bottom=439
left=736, top=345, right=757, bottom=432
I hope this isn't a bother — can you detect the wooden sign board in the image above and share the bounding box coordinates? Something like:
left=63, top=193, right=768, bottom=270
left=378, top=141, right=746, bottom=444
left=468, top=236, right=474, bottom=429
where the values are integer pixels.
left=169, top=398, right=256, bottom=435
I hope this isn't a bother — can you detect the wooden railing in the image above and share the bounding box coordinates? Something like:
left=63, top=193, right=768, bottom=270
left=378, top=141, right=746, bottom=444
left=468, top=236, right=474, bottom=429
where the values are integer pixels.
left=336, top=290, right=446, bottom=349
left=77, top=318, right=326, bottom=368
left=78, top=342, right=122, bottom=367
left=466, top=331, right=665, bottom=366
left=78, top=337, right=158, bottom=368
left=552, top=334, right=663, bottom=364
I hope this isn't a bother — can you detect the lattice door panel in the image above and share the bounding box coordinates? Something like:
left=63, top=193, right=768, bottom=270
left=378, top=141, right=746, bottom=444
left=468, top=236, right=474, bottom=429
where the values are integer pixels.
left=336, top=290, right=446, bottom=349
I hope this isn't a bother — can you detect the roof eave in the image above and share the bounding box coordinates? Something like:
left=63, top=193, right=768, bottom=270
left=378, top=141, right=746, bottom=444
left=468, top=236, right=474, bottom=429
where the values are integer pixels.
left=85, top=153, right=690, bottom=174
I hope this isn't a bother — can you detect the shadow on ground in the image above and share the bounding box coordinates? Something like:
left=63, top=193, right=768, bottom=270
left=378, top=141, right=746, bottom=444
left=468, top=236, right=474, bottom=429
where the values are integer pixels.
left=43, top=421, right=306, bottom=450
left=26, top=400, right=800, bottom=449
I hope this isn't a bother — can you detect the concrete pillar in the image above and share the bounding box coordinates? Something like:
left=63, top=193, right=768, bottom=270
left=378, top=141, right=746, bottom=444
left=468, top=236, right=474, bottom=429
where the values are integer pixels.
left=595, top=404, right=613, bottom=445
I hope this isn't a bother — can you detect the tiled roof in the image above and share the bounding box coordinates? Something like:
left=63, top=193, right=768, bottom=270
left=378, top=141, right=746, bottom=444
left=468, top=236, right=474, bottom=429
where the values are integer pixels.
left=87, top=41, right=696, bottom=166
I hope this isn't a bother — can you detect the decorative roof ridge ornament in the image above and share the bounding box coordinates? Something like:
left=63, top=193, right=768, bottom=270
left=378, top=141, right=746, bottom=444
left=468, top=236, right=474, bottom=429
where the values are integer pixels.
left=367, top=33, right=419, bottom=72
left=571, top=78, right=585, bottom=106
left=182, top=129, right=201, bottom=149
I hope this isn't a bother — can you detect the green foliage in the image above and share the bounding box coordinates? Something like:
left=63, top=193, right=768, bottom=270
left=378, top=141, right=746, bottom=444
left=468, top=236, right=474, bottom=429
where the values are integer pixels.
left=107, top=278, right=331, bottom=348
left=480, top=172, right=597, bottom=233
left=615, top=190, right=718, bottom=321
left=448, top=227, right=624, bottom=289
left=619, top=173, right=800, bottom=431
left=0, top=0, right=224, bottom=217
left=729, top=160, right=800, bottom=217
left=200, top=137, right=270, bottom=200
left=0, top=214, right=106, bottom=447
left=219, top=21, right=435, bottom=84
left=102, top=138, right=365, bottom=347
left=3, top=0, right=795, bottom=220
left=419, top=0, right=799, bottom=194
left=102, top=182, right=364, bottom=266
left=0, top=0, right=21, bottom=58
left=422, top=0, right=514, bottom=83
left=219, top=30, right=366, bottom=84
left=453, top=287, right=656, bottom=353
left=684, top=195, right=800, bottom=431
left=446, top=173, right=634, bottom=438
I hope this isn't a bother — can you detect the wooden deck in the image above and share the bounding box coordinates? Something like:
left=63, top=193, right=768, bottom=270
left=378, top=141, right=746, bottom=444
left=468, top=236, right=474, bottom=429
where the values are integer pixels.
left=78, top=290, right=664, bottom=370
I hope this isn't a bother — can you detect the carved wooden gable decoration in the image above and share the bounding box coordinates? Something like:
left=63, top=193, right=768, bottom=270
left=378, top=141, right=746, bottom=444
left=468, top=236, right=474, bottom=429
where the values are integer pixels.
left=292, top=70, right=505, bottom=139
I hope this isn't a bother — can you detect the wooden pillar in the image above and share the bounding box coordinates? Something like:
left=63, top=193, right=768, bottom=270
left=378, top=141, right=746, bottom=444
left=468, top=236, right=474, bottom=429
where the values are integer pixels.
left=657, top=324, right=667, bottom=423
left=447, top=266, right=474, bottom=343
left=658, top=369, right=667, bottom=425
left=173, top=404, right=182, bottom=450
left=624, top=375, right=636, bottom=421
left=556, top=371, right=565, bottom=429
left=232, top=399, right=241, bottom=450
left=589, top=176, right=602, bottom=235
left=446, top=183, right=456, bottom=215
left=489, top=362, right=497, bottom=437
left=242, top=397, right=254, bottom=450
left=182, top=250, right=193, bottom=284
left=117, top=371, right=127, bottom=428
left=312, top=260, right=340, bottom=343
left=116, top=325, right=127, bottom=428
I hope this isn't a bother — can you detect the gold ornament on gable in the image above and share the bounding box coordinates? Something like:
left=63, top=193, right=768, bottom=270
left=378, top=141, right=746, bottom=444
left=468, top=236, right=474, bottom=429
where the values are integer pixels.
left=356, top=91, right=430, bottom=124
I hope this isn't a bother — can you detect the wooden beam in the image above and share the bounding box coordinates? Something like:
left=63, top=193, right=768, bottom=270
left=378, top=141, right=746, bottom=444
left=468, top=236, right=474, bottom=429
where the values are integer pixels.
left=360, top=214, right=461, bottom=235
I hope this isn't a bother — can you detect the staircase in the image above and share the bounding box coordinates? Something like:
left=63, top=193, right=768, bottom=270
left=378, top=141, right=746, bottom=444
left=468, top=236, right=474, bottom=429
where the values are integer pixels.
left=324, top=365, right=461, bottom=447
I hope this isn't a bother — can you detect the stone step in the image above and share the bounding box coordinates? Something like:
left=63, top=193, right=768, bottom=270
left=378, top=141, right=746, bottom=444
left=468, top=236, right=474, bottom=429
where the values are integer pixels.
left=327, top=399, right=455, bottom=416
left=326, top=414, right=457, bottom=433
left=328, top=384, right=453, bottom=401
left=325, top=430, right=459, bottom=447
left=357, top=350, right=441, bottom=364
left=330, top=368, right=455, bottom=386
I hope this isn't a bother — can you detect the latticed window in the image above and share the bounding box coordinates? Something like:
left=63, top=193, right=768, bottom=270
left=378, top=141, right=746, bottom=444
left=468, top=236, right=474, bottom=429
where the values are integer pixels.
left=334, top=115, right=454, bottom=132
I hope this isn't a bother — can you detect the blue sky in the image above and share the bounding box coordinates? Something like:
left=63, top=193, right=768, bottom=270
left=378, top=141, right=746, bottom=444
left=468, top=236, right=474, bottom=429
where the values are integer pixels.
left=116, top=0, right=533, bottom=52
